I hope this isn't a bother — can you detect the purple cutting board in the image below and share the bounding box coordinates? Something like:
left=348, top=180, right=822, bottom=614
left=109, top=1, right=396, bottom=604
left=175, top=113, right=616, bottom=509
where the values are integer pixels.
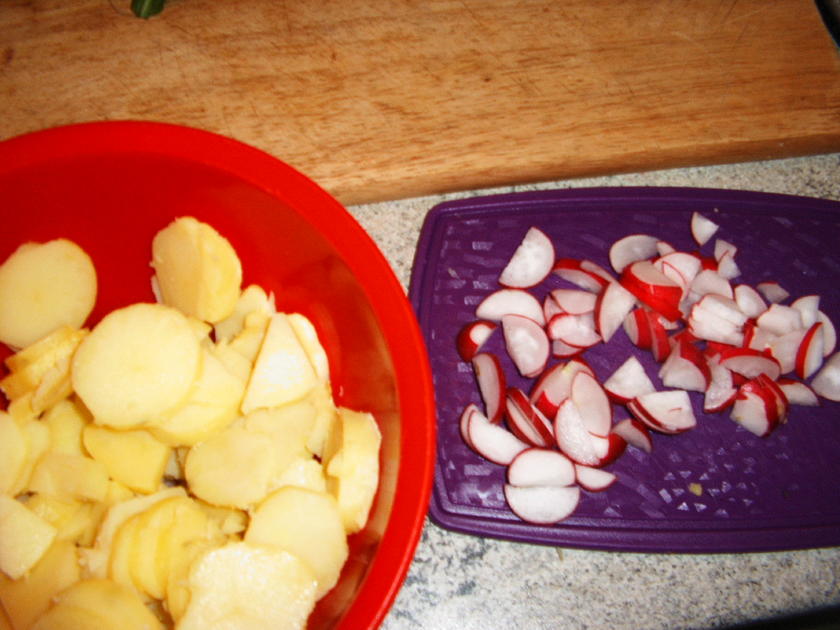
left=408, top=187, right=840, bottom=553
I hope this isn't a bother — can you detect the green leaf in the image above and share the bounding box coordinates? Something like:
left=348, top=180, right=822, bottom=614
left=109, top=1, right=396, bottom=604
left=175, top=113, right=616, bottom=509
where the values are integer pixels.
left=131, top=0, right=166, bottom=19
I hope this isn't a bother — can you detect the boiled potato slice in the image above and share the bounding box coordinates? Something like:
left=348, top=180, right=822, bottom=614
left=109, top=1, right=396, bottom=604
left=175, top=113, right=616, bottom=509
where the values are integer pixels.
left=325, top=408, right=382, bottom=534
left=208, top=339, right=252, bottom=383
left=164, top=537, right=218, bottom=622
left=71, top=303, right=201, bottom=429
left=33, top=579, right=163, bottom=630
left=10, top=420, right=50, bottom=496
left=228, top=318, right=269, bottom=364
left=0, top=239, right=96, bottom=349
left=26, top=494, right=98, bottom=545
left=304, top=381, right=339, bottom=458
left=288, top=313, right=330, bottom=383
left=0, top=413, right=27, bottom=495
left=0, top=496, right=57, bottom=580
left=213, top=284, right=276, bottom=343
left=42, top=398, right=90, bottom=456
left=82, top=425, right=170, bottom=494
left=185, top=423, right=276, bottom=509
left=244, top=401, right=315, bottom=471
left=177, top=541, right=317, bottom=630
left=245, top=487, right=348, bottom=599
left=272, top=457, right=327, bottom=494
left=149, top=347, right=245, bottom=447
left=151, top=216, right=242, bottom=324
left=29, top=604, right=106, bottom=630
left=27, top=452, right=109, bottom=503
left=195, top=501, right=248, bottom=537
left=0, top=539, right=79, bottom=630
left=240, top=313, right=319, bottom=414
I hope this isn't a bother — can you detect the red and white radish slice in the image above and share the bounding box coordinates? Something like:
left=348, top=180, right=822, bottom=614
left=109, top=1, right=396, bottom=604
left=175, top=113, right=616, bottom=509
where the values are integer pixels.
left=595, top=280, right=637, bottom=343
left=649, top=315, right=672, bottom=362
left=476, top=289, right=546, bottom=326
left=550, top=288, right=598, bottom=315
left=546, top=312, right=601, bottom=348
left=603, top=355, right=656, bottom=404
left=457, top=320, right=498, bottom=361
left=505, top=387, right=554, bottom=448
left=543, top=293, right=565, bottom=322
left=552, top=339, right=584, bottom=358
left=609, top=233, right=660, bottom=273
left=730, top=374, right=788, bottom=437
left=503, top=484, right=581, bottom=525
left=776, top=378, right=820, bottom=407
left=553, top=399, right=607, bottom=466
left=498, top=226, right=555, bottom=288
left=619, top=260, right=683, bottom=322
left=688, top=269, right=734, bottom=301
left=659, top=339, right=710, bottom=392
left=703, top=359, right=737, bottom=413
left=818, top=311, right=836, bottom=356
left=553, top=258, right=609, bottom=293
left=691, top=211, right=719, bottom=246
left=570, top=371, right=612, bottom=437
left=529, top=358, right=594, bottom=418
left=610, top=417, right=653, bottom=453
left=756, top=304, right=803, bottom=336
left=656, top=240, right=676, bottom=256
left=471, top=352, right=506, bottom=423
left=734, top=284, right=767, bottom=319
left=687, top=302, right=745, bottom=347
left=715, top=251, right=740, bottom=280
left=574, top=465, right=617, bottom=492
left=459, top=403, right=481, bottom=449
left=718, top=347, right=781, bottom=381
left=692, top=294, right=748, bottom=328
left=502, top=314, right=550, bottom=378
left=791, top=294, right=820, bottom=328
left=795, top=322, right=824, bottom=380
left=623, top=307, right=653, bottom=350
left=654, top=252, right=702, bottom=294
left=580, top=259, right=616, bottom=284
left=466, top=407, right=529, bottom=465
left=811, top=351, right=840, bottom=401
left=507, top=448, right=575, bottom=487
left=766, top=329, right=805, bottom=374
left=756, top=281, right=789, bottom=304
left=713, top=239, right=737, bottom=263
left=629, top=390, right=697, bottom=434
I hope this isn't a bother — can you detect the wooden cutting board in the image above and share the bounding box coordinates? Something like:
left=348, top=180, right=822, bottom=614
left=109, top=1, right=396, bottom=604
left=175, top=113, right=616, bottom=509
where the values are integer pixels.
left=2, top=0, right=839, bottom=205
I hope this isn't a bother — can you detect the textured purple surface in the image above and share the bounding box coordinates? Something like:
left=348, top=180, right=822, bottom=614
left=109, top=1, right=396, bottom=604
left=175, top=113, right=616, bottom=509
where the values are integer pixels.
left=408, top=187, right=840, bottom=553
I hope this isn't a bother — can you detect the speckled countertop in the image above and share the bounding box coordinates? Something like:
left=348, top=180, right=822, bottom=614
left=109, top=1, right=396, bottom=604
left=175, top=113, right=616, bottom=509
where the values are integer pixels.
left=348, top=154, right=840, bottom=630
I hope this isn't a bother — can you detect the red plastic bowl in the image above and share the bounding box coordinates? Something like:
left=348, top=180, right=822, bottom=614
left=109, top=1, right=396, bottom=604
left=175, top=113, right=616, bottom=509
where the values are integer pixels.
left=0, top=121, right=436, bottom=629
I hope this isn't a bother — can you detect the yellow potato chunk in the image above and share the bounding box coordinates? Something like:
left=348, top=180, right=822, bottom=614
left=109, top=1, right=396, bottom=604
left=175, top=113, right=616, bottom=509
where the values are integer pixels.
left=0, top=539, right=79, bottom=630
left=148, top=347, right=245, bottom=447
left=185, top=423, right=276, bottom=509
left=151, top=216, right=242, bottom=323
left=10, top=420, right=50, bottom=496
left=0, top=239, right=96, bottom=349
left=326, top=408, right=382, bottom=534
left=28, top=452, right=109, bottom=503
left=82, top=425, right=170, bottom=494
left=177, top=542, right=317, bottom=630
left=71, top=303, right=201, bottom=429
left=288, top=313, right=331, bottom=383
left=0, top=413, right=26, bottom=495
left=213, top=284, right=276, bottom=343
left=245, top=487, right=348, bottom=599
left=0, top=496, right=57, bottom=580
left=26, top=494, right=96, bottom=544
left=42, top=398, right=90, bottom=456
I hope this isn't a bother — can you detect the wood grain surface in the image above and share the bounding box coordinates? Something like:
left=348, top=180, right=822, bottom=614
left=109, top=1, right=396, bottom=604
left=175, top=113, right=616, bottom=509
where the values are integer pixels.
left=1, top=0, right=839, bottom=204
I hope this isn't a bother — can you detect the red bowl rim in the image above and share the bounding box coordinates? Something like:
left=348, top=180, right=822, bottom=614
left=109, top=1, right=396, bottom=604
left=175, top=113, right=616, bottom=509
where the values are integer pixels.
left=0, top=121, right=437, bottom=629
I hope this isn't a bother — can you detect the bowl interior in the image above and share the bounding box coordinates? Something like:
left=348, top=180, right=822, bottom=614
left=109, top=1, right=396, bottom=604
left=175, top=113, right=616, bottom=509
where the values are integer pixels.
left=0, top=122, right=435, bottom=629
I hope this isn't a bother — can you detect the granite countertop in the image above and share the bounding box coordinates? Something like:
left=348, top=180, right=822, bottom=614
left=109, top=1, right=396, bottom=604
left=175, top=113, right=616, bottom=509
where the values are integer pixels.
left=349, top=153, right=840, bottom=630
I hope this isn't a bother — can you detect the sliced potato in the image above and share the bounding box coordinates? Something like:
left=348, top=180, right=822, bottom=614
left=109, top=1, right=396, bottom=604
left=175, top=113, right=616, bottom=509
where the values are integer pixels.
left=82, top=425, right=170, bottom=494
left=0, top=495, right=57, bottom=580
left=0, top=239, right=96, bottom=349
left=28, top=452, right=109, bottom=503
left=151, top=216, right=242, bottom=323
left=42, top=398, right=90, bottom=456
left=0, top=413, right=27, bottom=495
left=71, top=303, right=201, bottom=429
left=213, top=284, right=276, bottom=343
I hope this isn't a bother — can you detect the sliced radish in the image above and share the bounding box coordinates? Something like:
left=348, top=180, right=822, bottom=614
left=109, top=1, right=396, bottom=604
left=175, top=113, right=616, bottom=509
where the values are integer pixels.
left=649, top=315, right=672, bottom=362
left=503, top=484, right=581, bottom=525
left=507, top=448, right=575, bottom=487
left=818, top=311, right=837, bottom=356
left=714, top=251, right=740, bottom=280
left=812, top=351, right=840, bottom=401
left=791, top=295, right=820, bottom=328
left=466, top=407, right=529, bottom=465
left=610, top=417, right=653, bottom=453
left=595, top=280, right=637, bottom=343
left=459, top=403, right=481, bottom=450
left=603, top=355, right=656, bottom=403
left=546, top=312, right=601, bottom=348
left=457, top=320, right=498, bottom=361
left=550, top=288, right=598, bottom=315
left=502, top=314, right=550, bottom=378
left=659, top=339, right=710, bottom=392
left=757, top=281, right=789, bottom=304
left=654, top=251, right=702, bottom=293
left=476, top=289, right=545, bottom=326
left=730, top=374, right=788, bottom=437
left=656, top=240, right=676, bottom=256
left=713, top=239, right=737, bottom=263
left=529, top=358, right=594, bottom=418
left=795, top=322, right=824, bottom=380
left=718, top=347, right=781, bottom=381
left=554, top=399, right=608, bottom=466
left=691, top=211, right=719, bottom=246
left=734, top=284, right=768, bottom=319
left=692, top=294, right=748, bottom=328
left=619, top=260, right=683, bottom=322
left=574, top=464, right=617, bottom=492
left=570, top=371, right=612, bottom=437
left=553, top=258, right=609, bottom=293
left=623, top=307, right=653, bottom=350
left=552, top=338, right=584, bottom=358
left=703, top=358, right=737, bottom=413
left=766, top=329, right=805, bottom=374
left=688, top=268, right=734, bottom=301
left=629, top=390, right=697, bottom=434
left=498, top=226, right=555, bottom=288
left=543, top=293, right=565, bottom=322
left=756, top=304, right=803, bottom=336
left=609, top=233, right=660, bottom=273
left=580, top=259, right=616, bottom=284
left=687, top=301, right=745, bottom=347
left=505, top=387, right=554, bottom=448
left=776, top=378, right=820, bottom=407
left=472, top=352, right=506, bottom=423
